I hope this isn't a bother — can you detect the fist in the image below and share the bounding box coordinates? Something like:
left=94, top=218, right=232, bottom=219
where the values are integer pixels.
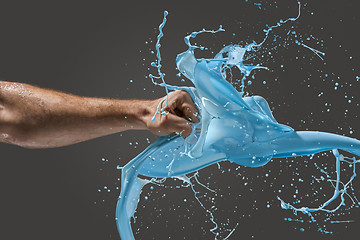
left=146, top=90, right=199, bottom=138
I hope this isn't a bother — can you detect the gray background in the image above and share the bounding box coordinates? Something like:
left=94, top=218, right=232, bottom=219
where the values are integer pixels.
left=0, top=0, right=359, bottom=239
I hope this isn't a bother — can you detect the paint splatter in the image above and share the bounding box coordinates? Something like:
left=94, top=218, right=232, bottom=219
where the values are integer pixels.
left=115, top=2, right=359, bottom=239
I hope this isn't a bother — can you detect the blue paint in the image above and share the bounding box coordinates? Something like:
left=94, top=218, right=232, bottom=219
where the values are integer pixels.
left=149, top=11, right=170, bottom=121
left=295, top=40, right=325, bottom=60
left=116, top=4, right=360, bottom=240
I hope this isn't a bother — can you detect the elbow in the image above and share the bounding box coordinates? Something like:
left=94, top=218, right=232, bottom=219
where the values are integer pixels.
left=0, top=85, right=48, bottom=149
left=1, top=129, right=52, bottom=149
left=0, top=124, right=40, bottom=149
left=1, top=123, right=68, bottom=149
left=0, top=113, right=46, bottom=149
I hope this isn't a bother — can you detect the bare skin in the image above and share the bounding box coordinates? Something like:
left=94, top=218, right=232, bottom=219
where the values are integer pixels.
left=0, top=81, right=199, bottom=149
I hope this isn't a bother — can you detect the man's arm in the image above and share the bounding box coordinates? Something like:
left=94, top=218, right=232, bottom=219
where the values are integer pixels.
left=0, top=81, right=199, bottom=148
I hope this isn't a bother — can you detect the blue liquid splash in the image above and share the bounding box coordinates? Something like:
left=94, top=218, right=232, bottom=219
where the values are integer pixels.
left=149, top=11, right=170, bottom=121
left=116, top=4, right=360, bottom=240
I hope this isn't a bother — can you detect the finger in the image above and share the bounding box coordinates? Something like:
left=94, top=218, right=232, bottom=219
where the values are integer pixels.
left=175, top=91, right=200, bottom=123
left=180, top=102, right=199, bottom=123
left=165, top=113, right=193, bottom=138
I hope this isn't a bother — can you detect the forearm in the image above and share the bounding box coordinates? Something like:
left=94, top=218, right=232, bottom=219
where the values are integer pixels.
left=0, top=81, right=151, bottom=148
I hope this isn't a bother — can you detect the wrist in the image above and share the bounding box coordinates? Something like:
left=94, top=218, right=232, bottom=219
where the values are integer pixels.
left=131, top=99, right=154, bottom=131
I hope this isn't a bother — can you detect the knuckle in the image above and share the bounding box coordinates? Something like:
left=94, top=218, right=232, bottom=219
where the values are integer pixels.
left=183, top=91, right=190, bottom=98
left=178, top=90, right=188, bottom=98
